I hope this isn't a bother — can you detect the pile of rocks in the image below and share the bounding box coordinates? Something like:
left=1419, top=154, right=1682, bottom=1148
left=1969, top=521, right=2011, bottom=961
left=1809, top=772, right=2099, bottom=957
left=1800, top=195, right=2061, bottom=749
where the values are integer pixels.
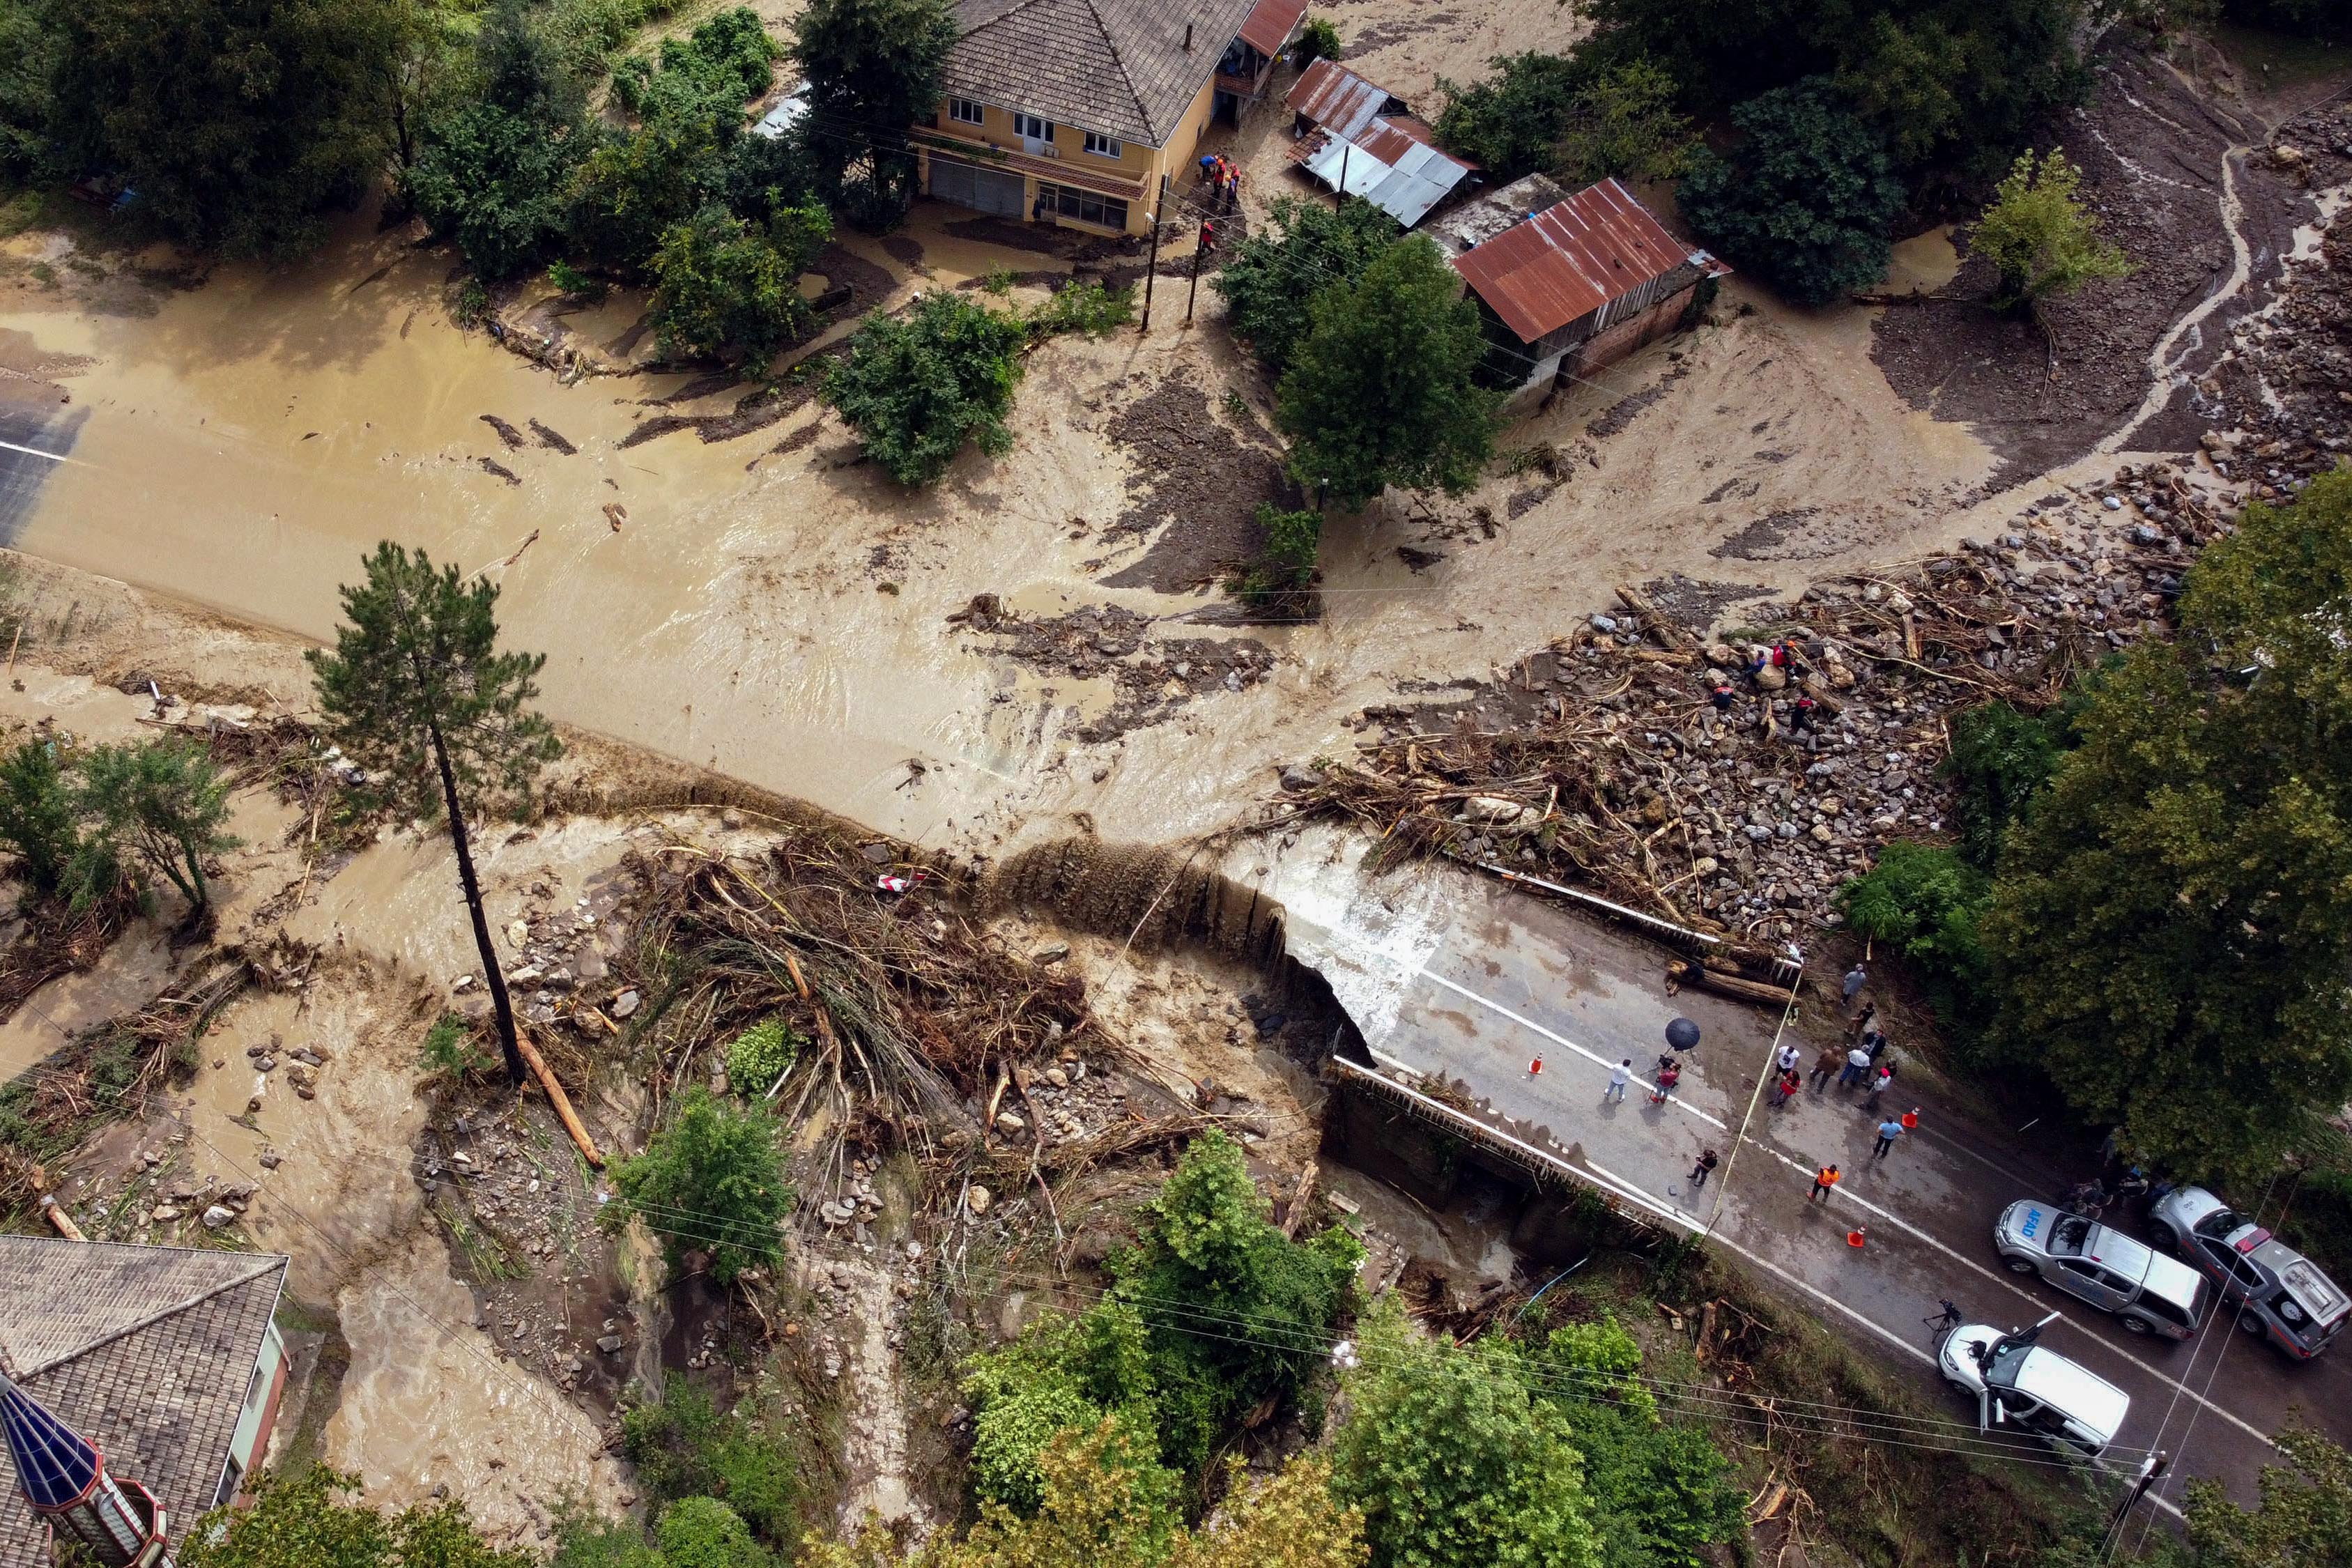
left=1002, top=1054, right=1128, bottom=1146
left=451, top=881, right=633, bottom=1035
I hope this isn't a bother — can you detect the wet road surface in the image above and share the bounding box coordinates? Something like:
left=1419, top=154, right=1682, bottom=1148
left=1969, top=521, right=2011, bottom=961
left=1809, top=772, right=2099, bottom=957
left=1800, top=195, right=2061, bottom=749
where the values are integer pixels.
left=1256, top=836, right=2352, bottom=1514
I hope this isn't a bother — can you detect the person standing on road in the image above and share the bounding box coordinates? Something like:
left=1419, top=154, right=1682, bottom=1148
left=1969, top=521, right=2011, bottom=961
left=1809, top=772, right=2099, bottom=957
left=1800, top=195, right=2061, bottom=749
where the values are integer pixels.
left=1810, top=1043, right=1843, bottom=1091
left=1873, top=1116, right=1904, bottom=1159
left=1605, top=1058, right=1631, bottom=1102
left=1690, top=1149, right=1719, bottom=1188
left=1651, top=1054, right=1682, bottom=1105
left=1861, top=1025, right=1889, bottom=1061
left=1843, top=963, right=1868, bottom=1009
left=1865, top=1059, right=1898, bottom=1109
left=1811, top=1165, right=1841, bottom=1202
left=1839, top=1044, right=1871, bottom=1089
left=1776, top=1043, right=1801, bottom=1076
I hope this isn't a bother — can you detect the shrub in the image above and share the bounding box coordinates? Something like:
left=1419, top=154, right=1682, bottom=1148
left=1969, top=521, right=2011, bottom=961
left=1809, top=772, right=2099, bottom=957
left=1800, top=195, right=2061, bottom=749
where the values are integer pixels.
left=604, top=1088, right=790, bottom=1282
left=1834, top=842, right=1991, bottom=1030
left=1231, top=505, right=1322, bottom=604
left=725, top=1020, right=804, bottom=1093
left=821, top=292, right=1030, bottom=484
left=1434, top=52, right=1593, bottom=181
left=549, top=260, right=608, bottom=303
left=1028, top=278, right=1135, bottom=337
left=419, top=1014, right=493, bottom=1083
left=1211, top=197, right=1397, bottom=372
left=654, top=1498, right=767, bottom=1568
left=1295, top=16, right=1341, bottom=66
left=1678, top=79, right=1906, bottom=307
left=622, top=1376, right=727, bottom=1503
left=0, top=739, right=82, bottom=901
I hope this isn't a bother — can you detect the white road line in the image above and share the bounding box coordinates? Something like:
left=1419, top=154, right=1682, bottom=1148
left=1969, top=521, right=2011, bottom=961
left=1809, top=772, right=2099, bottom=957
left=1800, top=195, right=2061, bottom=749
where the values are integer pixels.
left=0, top=439, right=75, bottom=466
left=1414, top=964, right=2279, bottom=1452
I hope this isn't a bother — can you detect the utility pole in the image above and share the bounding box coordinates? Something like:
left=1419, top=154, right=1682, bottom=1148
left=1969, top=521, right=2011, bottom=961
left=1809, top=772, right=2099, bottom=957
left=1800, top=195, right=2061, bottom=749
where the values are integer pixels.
left=1185, top=217, right=1213, bottom=325
left=1335, top=139, right=1348, bottom=210
left=1139, top=176, right=1167, bottom=332
left=1702, top=962, right=1806, bottom=1239
left=2096, top=1451, right=2168, bottom=1562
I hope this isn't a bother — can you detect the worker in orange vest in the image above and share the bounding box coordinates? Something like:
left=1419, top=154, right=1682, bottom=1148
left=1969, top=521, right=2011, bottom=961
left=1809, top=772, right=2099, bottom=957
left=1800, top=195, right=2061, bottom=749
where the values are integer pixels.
left=1810, top=1165, right=1840, bottom=1203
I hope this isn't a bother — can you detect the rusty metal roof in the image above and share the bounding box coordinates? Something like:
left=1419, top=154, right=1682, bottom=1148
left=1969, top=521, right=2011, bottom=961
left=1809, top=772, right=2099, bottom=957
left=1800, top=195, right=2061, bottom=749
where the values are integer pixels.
left=1286, top=59, right=1405, bottom=140
left=1450, top=178, right=1724, bottom=344
left=1236, top=0, right=1307, bottom=56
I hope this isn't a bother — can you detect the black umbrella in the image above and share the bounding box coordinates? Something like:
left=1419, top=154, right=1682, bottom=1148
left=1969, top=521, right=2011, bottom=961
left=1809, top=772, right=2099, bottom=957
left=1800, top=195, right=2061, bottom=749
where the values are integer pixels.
left=1665, top=1017, right=1702, bottom=1052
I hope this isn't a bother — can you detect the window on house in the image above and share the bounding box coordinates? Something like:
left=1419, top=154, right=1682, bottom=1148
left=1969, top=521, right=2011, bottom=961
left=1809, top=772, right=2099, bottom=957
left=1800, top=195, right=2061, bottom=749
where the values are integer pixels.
left=1013, top=112, right=1054, bottom=141
left=948, top=97, right=984, bottom=125
left=211, top=1456, right=244, bottom=1510
left=1038, top=182, right=1128, bottom=230
left=1082, top=130, right=1122, bottom=159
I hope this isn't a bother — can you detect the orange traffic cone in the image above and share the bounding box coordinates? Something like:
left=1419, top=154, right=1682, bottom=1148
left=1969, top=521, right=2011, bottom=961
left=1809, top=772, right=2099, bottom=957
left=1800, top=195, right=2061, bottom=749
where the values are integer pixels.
left=1847, top=1227, right=1868, bottom=1249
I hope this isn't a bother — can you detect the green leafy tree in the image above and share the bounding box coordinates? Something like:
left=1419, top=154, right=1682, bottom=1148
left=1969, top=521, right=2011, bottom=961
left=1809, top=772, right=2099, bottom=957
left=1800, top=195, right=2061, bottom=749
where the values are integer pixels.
left=1944, top=700, right=2068, bottom=868
left=1212, top=197, right=1398, bottom=373
left=962, top=1302, right=1158, bottom=1510
left=76, top=740, right=238, bottom=914
left=406, top=0, right=590, bottom=280
left=650, top=200, right=832, bottom=364
left=656, top=1500, right=769, bottom=1568
left=0, top=0, right=58, bottom=183
left=1834, top=843, right=1991, bottom=992
left=309, top=541, right=562, bottom=1087
left=1677, top=79, right=1907, bottom=307
left=1553, top=59, right=1696, bottom=185
left=1968, top=146, right=2132, bottom=314
left=822, top=291, right=1030, bottom=484
left=606, top=1086, right=790, bottom=1283
left=0, top=739, right=82, bottom=900
left=1277, top=236, right=1500, bottom=512
left=1985, top=468, right=2352, bottom=1178
left=2181, top=1422, right=2350, bottom=1568
left=1434, top=53, right=1592, bottom=183
left=179, top=1466, right=535, bottom=1568
left=791, top=0, right=957, bottom=229
left=567, top=74, right=737, bottom=271
left=47, top=0, right=433, bottom=256
left=1295, top=17, right=1342, bottom=68
left=1331, top=1297, right=1600, bottom=1568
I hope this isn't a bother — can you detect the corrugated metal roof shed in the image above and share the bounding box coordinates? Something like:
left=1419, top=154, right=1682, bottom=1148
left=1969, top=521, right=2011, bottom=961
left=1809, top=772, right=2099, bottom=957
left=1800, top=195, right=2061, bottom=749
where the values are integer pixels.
left=1237, top=0, right=1307, bottom=56
left=1295, top=119, right=1475, bottom=229
left=1286, top=59, right=1402, bottom=140
left=1450, top=178, right=1726, bottom=344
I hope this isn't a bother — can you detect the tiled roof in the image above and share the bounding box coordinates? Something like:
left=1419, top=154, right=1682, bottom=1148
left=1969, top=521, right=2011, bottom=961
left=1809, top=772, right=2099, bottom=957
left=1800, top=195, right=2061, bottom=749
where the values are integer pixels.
left=1450, top=177, right=1725, bottom=344
left=948, top=0, right=1261, bottom=147
left=0, top=1238, right=288, bottom=1568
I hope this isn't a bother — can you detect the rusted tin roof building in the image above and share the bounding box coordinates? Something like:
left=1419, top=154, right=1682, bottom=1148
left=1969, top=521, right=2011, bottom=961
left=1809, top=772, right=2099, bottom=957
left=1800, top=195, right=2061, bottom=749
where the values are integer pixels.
left=1284, top=61, right=1477, bottom=227
left=1436, top=175, right=1728, bottom=410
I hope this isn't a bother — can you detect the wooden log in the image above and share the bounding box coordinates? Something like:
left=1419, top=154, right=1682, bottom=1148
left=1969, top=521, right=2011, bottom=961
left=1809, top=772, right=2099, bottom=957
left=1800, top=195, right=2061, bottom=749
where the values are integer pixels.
left=40, top=1194, right=84, bottom=1241
left=1279, top=1159, right=1320, bottom=1239
left=1615, top=582, right=1694, bottom=652
left=1668, top=959, right=1799, bottom=1008
left=516, top=1031, right=604, bottom=1168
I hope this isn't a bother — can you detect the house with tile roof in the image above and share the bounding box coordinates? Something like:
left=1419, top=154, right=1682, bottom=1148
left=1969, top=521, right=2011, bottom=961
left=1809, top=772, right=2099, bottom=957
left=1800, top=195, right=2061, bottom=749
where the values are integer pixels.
left=1433, top=175, right=1730, bottom=410
left=914, top=0, right=1303, bottom=236
left=0, top=1238, right=291, bottom=1568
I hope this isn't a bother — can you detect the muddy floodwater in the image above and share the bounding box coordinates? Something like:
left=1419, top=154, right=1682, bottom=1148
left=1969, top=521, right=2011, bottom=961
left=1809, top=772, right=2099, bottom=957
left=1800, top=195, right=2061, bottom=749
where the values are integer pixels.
left=0, top=186, right=2096, bottom=861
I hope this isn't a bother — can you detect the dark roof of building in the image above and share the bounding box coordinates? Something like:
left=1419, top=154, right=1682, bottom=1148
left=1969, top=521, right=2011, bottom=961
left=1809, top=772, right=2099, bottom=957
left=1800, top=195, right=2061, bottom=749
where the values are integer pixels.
left=947, top=0, right=1261, bottom=146
left=1236, top=0, right=1307, bottom=56
left=1450, top=177, right=1727, bottom=344
left=1285, top=59, right=1407, bottom=139
left=0, top=1238, right=288, bottom=1568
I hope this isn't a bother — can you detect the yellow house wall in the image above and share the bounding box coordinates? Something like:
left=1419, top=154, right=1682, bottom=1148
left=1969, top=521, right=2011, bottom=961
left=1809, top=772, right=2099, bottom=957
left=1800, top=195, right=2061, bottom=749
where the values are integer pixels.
left=923, top=72, right=1223, bottom=235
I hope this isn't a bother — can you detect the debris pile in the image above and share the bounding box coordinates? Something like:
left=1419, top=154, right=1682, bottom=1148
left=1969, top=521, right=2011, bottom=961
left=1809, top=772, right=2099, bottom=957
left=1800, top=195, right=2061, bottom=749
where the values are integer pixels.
left=1268, top=461, right=2231, bottom=946
left=953, top=597, right=1278, bottom=742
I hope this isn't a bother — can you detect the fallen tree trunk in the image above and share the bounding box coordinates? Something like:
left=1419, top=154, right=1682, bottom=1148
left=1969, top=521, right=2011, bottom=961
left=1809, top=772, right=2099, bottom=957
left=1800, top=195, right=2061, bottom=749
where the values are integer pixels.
left=518, top=1031, right=605, bottom=1168
left=1668, top=959, right=1799, bottom=1009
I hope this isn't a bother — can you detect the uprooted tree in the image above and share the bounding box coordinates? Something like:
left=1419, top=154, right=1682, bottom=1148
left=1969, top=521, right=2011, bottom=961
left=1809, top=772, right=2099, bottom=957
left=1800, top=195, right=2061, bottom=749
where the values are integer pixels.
left=309, top=541, right=562, bottom=1087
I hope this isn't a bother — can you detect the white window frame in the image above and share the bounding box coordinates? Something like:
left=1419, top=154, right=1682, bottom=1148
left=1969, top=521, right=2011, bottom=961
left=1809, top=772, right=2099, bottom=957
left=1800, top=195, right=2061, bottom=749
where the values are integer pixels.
left=1082, top=130, right=1122, bottom=160
left=948, top=96, right=984, bottom=126
left=1013, top=112, right=1054, bottom=142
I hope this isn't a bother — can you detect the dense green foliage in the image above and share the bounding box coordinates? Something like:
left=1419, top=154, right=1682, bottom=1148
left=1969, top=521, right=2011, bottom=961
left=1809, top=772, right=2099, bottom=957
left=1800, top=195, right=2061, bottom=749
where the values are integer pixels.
left=1027, top=278, right=1136, bottom=337
left=650, top=199, right=832, bottom=364
left=1581, top=0, right=2090, bottom=182
left=615, top=8, right=778, bottom=110
left=1212, top=197, right=1398, bottom=373
left=75, top=740, right=238, bottom=913
left=1434, top=54, right=1691, bottom=185
left=1834, top=843, right=1992, bottom=1033
left=606, top=1087, right=791, bottom=1282
left=0, top=739, right=84, bottom=901
left=615, top=1379, right=803, bottom=1547
left=1943, top=700, right=2069, bottom=868
left=1985, top=468, right=2352, bottom=1178
left=1678, top=80, right=1907, bottom=307
left=1969, top=146, right=2132, bottom=313
left=29, top=0, right=433, bottom=255
left=417, top=1012, right=493, bottom=1082
left=404, top=1, right=590, bottom=281
left=724, top=1019, right=804, bottom=1093
left=653, top=1499, right=768, bottom=1568
left=179, top=1466, right=535, bottom=1568
left=822, top=291, right=1030, bottom=484
left=0, top=0, right=56, bottom=182
left=960, top=1132, right=1362, bottom=1498
left=1296, top=16, right=1342, bottom=67
left=1332, top=1298, right=1599, bottom=1568
left=1233, top=504, right=1324, bottom=604
left=1277, top=236, right=1500, bottom=510
left=2181, top=1424, right=2351, bottom=1568
left=790, top=0, right=958, bottom=229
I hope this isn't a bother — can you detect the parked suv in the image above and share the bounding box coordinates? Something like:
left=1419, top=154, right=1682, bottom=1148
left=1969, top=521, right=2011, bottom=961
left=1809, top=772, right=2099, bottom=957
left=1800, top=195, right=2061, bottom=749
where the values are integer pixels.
left=1993, top=1199, right=2209, bottom=1339
left=1938, top=1317, right=2130, bottom=1459
left=2149, top=1185, right=2349, bottom=1360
